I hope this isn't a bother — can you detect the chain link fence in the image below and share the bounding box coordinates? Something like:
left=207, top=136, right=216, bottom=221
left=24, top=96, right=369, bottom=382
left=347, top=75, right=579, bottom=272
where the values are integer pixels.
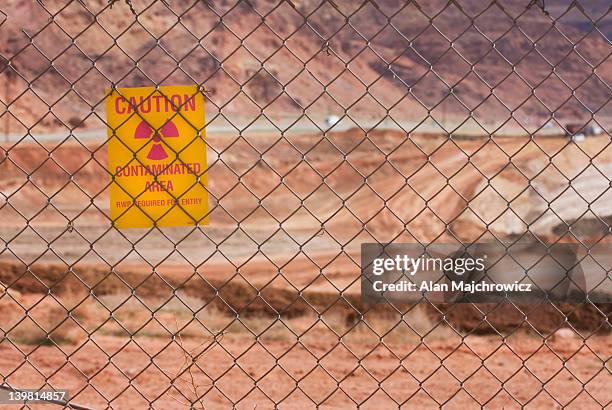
left=0, top=0, right=610, bottom=408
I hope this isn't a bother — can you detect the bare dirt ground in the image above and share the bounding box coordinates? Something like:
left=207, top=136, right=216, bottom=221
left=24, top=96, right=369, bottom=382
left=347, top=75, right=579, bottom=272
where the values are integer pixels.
left=0, top=332, right=610, bottom=409
left=0, top=283, right=607, bottom=410
left=0, top=288, right=610, bottom=409
left=0, top=130, right=610, bottom=408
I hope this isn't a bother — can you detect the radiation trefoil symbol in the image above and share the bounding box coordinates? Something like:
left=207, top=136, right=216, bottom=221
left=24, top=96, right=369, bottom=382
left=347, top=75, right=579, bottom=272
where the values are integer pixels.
left=134, top=120, right=179, bottom=160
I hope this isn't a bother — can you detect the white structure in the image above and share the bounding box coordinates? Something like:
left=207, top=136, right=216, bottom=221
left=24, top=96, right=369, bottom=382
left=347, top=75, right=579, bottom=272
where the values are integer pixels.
left=324, top=115, right=340, bottom=128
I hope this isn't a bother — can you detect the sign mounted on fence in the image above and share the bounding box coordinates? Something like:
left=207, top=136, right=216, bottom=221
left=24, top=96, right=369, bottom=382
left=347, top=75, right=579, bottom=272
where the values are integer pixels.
left=106, top=85, right=209, bottom=228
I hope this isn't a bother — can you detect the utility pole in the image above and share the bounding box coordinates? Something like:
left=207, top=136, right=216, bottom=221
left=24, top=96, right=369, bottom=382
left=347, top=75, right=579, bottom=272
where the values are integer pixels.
left=4, top=68, right=13, bottom=143
left=3, top=37, right=18, bottom=143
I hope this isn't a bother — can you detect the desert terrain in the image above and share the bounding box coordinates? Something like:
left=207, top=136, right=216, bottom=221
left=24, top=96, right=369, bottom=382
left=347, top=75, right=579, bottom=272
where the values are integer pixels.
left=0, top=0, right=610, bottom=408
left=0, top=129, right=610, bottom=408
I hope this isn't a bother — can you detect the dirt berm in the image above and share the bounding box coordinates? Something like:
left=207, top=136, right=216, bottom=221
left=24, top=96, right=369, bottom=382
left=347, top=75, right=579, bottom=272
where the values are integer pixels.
left=0, top=261, right=608, bottom=335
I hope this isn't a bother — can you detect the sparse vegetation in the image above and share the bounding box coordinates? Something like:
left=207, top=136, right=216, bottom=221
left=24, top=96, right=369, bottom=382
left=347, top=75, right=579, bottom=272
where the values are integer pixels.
left=7, top=302, right=83, bottom=346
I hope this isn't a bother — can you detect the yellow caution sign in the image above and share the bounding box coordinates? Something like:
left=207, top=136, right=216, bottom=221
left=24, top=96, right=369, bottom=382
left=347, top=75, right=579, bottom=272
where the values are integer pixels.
left=106, top=85, right=208, bottom=228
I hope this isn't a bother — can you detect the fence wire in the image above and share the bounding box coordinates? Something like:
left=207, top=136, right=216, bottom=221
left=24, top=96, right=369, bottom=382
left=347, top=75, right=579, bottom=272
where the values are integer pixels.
left=0, top=0, right=610, bottom=408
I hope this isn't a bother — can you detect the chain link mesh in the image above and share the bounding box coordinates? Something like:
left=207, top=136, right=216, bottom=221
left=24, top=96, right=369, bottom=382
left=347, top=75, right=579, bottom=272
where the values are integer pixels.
left=0, top=0, right=610, bottom=408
